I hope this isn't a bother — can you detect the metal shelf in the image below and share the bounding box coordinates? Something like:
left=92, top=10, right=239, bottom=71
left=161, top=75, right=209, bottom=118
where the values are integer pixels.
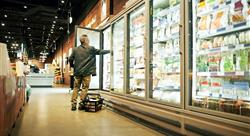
left=197, top=44, right=250, bottom=55
left=198, top=21, right=250, bottom=39
left=197, top=71, right=250, bottom=77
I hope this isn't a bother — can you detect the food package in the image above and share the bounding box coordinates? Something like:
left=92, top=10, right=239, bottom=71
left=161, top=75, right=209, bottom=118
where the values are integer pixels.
left=221, top=52, right=235, bottom=72
left=247, top=0, right=250, bottom=20
left=212, top=36, right=224, bottom=48
left=197, top=0, right=206, bottom=13
left=208, top=53, right=221, bottom=72
left=198, top=15, right=211, bottom=34
left=234, top=82, right=249, bottom=99
left=206, top=0, right=217, bottom=10
left=200, top=40, right=212, bottom=50
left=210, top=9, right=229, bottom=30
left=222, top=81, right=235, bottom=99
left=198, top=77, right=210, bottom=94
left=230, top=0, right=249, bottom=24
left=210, top=78, right=222, bottom=97
left=197, top=55, right=208, bottom=72
left=235, top=49, right=249, bottom=71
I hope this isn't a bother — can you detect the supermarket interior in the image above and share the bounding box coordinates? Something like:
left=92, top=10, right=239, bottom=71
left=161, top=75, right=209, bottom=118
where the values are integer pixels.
left=0, top=0, right=250, bottom=136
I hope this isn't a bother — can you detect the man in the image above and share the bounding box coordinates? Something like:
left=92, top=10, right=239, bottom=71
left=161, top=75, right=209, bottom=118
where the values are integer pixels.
left=69, top=34, right=110, bottom=111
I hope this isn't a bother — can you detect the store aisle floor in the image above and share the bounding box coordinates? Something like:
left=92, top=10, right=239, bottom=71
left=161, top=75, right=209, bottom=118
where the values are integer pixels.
left=12, top=88, right=164, bottom=136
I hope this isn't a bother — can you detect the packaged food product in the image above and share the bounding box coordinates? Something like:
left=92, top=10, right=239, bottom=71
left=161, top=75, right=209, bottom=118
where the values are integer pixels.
left=197, top=0, right=206, bottom=13
left=198, top=77, right=210, bottom=95
left=206, top=0, right=216, bottom=10
left=197, top=55, right=208, bottom=72
left=230, top=0, right=248, bottom=24
left=208, top=53, right=221, bottom=72
left=221, top=52, right=235, bottom=72
left=200, top=40, right=212, bottom=49
left=235, top=82, right=249, bottom=99
left=235, top=49, right=249, bottom=71
left=198, top=15, right=211, bottom=33
left=222, top=82, right=235, bottom=99
left=212, top=36, right=224, bottom=48
left=211, top=9, right=229, bottom=31
left=210, top=78, right=222, bottom=97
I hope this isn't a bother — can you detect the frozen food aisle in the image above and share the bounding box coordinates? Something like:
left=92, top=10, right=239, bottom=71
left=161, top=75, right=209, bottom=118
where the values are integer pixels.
left=11, top=88, right=164, bottom=136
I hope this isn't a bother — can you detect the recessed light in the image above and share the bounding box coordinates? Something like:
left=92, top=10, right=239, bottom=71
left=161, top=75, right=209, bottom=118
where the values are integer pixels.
left=1, top=23, right=5, bottom=26
left=53, top=21, right=56, bottom=24
left=4, top=15, right=7, bottom=18
left=5, top=36, right=7, bottom=38
left=51, top=31, right=54, bottom=34
left=28, top=27, right=31, bottom=30
left=55, top=16, right=58, bottom=19
left=24, top=5, right=27, bottom=9
left=24, top=18, right=27, bottom=21
left=61, top=0, right=65, bottom=4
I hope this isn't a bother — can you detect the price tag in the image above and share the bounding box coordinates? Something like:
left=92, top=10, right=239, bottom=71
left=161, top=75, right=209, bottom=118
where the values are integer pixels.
left=221, top=46, right=228, bottom=51
left=235, top=71, right=245, bottom=76
left=236, top=44, right=244, bottom=50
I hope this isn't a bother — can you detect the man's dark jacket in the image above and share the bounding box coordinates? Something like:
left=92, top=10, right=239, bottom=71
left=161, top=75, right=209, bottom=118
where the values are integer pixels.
left=69, top=45, right=110, bottom=76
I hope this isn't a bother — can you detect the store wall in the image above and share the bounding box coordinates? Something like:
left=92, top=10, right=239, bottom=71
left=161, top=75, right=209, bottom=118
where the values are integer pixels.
left=54, top=0, right=128, bottom=85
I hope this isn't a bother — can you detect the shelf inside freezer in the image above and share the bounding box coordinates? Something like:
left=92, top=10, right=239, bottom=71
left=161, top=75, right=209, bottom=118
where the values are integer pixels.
left=197, top=71, right=250, bottom=77
left=197, top=44, right=250, bottom=55
left=155, top=4, right=180, bottom=17
left=198, top=21, right=250, bottom=39
left=197, top=2, right=231, bottom=17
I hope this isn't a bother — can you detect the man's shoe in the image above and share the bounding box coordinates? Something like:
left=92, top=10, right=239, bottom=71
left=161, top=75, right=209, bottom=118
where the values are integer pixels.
left=78, top=101, right=84, bottom=110
left=71, top=103, right=77, bottom=111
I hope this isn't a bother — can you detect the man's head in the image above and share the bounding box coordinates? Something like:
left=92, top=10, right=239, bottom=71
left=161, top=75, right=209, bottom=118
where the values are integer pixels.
left=80, top=34, right=89, bottom=46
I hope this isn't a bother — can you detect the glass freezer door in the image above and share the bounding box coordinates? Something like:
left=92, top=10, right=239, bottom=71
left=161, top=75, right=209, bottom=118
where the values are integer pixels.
left=190, top=0, right=250, bottom=118
left=128, top=5, right=146, bottom=97
left=111, top=18, right=125, bottom=94
left=103, top=27, right=111, bottom=90
left=150, top=0, right=181, bottom=104
left=75, top=27, right=101, bottom=89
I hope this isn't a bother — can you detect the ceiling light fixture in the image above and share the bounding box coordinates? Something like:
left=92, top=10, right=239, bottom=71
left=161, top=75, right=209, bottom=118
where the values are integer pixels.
left=61, top=0, right=65, bottom=4
left=8, top=32, right=10, bottom=34
left=28, top=27, right=31, bottom=30
left=24, top=18, right=27, bottom=21
left=55, top=16, right=58, bottom=19
left=24, top=5, right=27, bottom=9
left=53, top=21, right=56, bottom=24
left=4, top=15, right=7, bottom=18
left=1, top=23, right=5, bottom=26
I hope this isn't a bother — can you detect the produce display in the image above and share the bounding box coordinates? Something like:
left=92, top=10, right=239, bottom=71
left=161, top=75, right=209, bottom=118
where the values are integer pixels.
left=128, top=5, right=146, bottom=97
left=151, top=0, right=181, bottom=103
left=103, top=27, right=111, bottom=90
left=112, top=19, right=125, bottom=93
left=192, top=0, right=250, bottom=117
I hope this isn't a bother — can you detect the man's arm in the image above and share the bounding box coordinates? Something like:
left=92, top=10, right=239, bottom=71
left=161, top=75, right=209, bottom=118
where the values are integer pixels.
left=93, top=47, right=110, bottom=55
left=69, top=48, right=75, bottom=67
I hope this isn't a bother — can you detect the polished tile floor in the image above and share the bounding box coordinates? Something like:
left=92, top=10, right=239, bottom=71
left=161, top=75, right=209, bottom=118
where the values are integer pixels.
left=12, top=88, right=164, bottom=136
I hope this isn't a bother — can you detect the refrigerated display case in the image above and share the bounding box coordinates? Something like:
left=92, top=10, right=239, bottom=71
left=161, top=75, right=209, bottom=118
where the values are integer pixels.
left=150, top=0, right=182, bottom=104
left=75, top=27, right=101, bottom=89
left=190, top=0, right=250, bottom=117
left=103, top=27, right=111, bottom=90
left=128, top=5, right=146, bottom=97
left=111, top=18, right=125, bottom=93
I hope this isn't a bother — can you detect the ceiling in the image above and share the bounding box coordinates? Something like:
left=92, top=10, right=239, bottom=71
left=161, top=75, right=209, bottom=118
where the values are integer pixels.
left=0, top=0, right=98, bottom=60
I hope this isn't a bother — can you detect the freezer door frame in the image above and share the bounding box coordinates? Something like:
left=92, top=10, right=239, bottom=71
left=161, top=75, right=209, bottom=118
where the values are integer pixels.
left=74, top=26, right=103, bottom=90
left=184, top=0, right=250, bottom=124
